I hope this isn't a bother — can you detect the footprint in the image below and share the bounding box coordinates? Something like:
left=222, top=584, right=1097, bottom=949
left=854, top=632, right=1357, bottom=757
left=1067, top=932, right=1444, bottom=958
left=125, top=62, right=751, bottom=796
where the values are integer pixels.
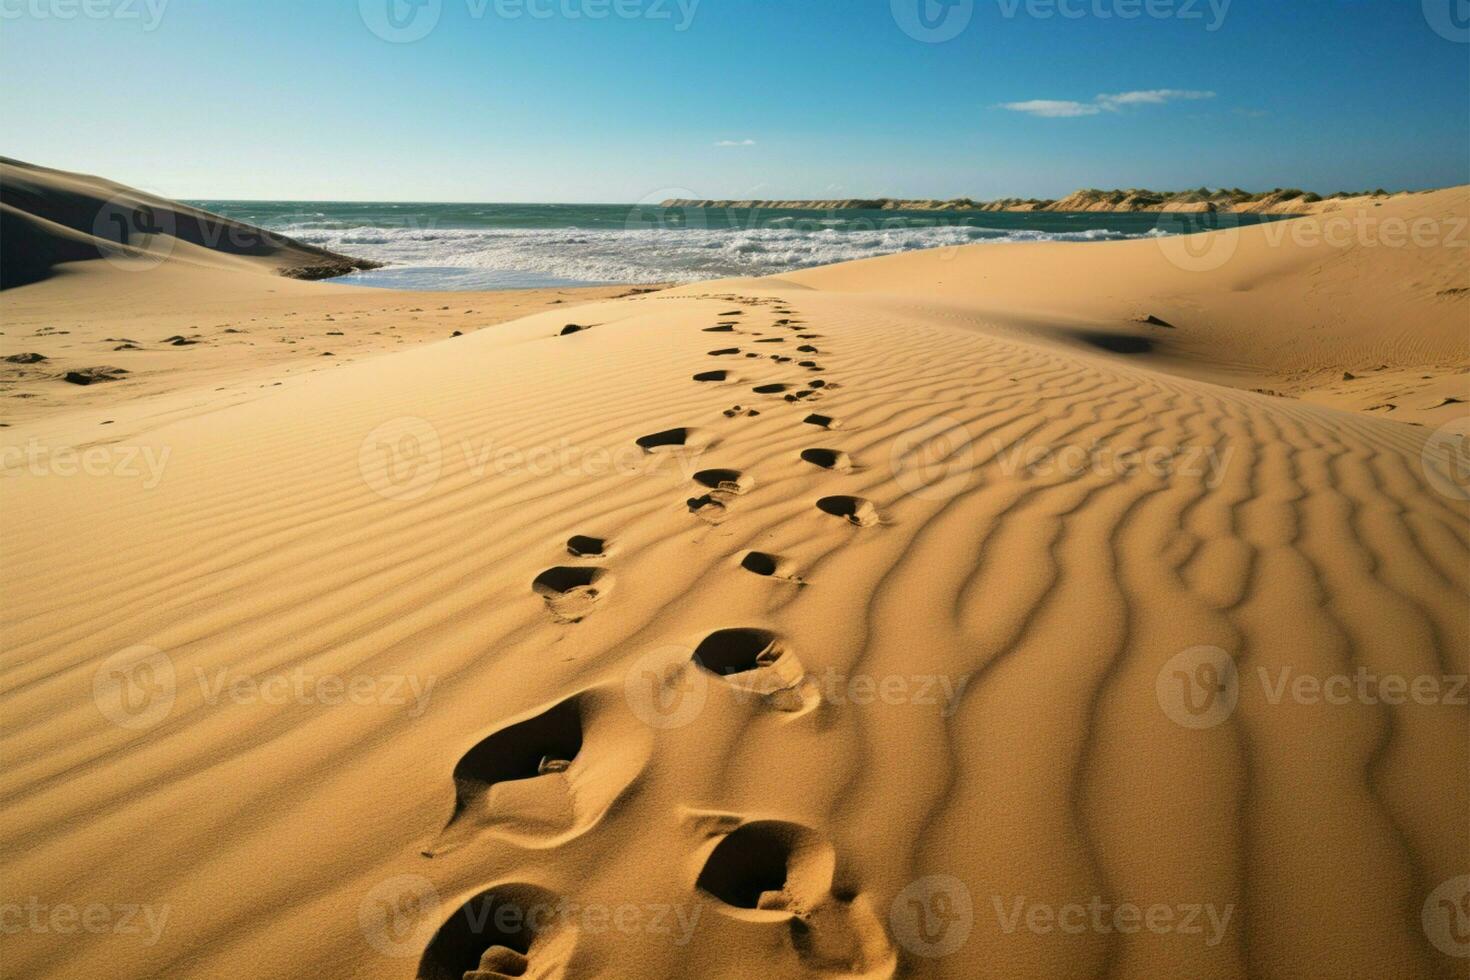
left=565, top=535, right=606, bottom=558
left=740, top=551, right=801, bottom=583
left=703, top=325, right=736, bottom=332
left=719, top=310, right=743, bottom=316
left=708, top=348, right=741, bottom=357
left=796, top=345, right=819, bottom=354
left=636, top=427, right=697, bottom=451
left=690, top=631, right=811, bottom=708
left=753, top=383, right=790, bottom=395
left=796, top=334, right=821, bottom=340
left=692, top=628, right=784, bottom=675
left=816, top=496, right=879, bottom=527
left=690, top=629, right=814, bottom=711
left=784, top=391, right=816, bottom=402
left=803, top=414, right=839, bottom=430
left=696, top=820, right=831, bottom=911
left=533, top=566, right=610, bottom=623
left=694, top=370, right=731, bottom=382
left=559, top=323, right=589, bottom=336
left=797, top=361, right=821, bottom=370
left=754, top=338, right=785, bottom=344
left=428, top=696, right=583, bottom=852
left=687, top=495, right=728, bottom=523
left=800, top=449, right=852, bottom=472
left=691, top=819, right=895, bottom=975
left=694, top=468, right=754, bottom=494
left=418, top=882, right=578, bottom=980
left=723, top=405, right=760, bottom=418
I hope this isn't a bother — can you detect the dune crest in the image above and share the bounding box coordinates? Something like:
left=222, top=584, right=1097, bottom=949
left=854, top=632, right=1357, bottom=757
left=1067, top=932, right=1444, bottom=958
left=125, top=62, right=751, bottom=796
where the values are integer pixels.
left=0, top=186, right=1466, bottom=979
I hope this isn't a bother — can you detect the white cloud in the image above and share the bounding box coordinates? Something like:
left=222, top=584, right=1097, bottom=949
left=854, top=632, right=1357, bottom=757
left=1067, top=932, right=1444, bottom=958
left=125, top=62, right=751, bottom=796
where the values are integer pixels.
left=714, top=138, right=756, bottom=147
left=999, top=99, right=1102, bottom=118
left=1001, top=90, right=1215, bottom=118
left=1097, top=89, right=1215, bottom=109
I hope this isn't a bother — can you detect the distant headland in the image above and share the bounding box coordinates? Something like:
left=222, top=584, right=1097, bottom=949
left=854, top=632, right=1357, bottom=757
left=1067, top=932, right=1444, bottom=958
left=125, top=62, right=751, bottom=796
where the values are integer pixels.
left=662, top=187, right=1402, bottom=214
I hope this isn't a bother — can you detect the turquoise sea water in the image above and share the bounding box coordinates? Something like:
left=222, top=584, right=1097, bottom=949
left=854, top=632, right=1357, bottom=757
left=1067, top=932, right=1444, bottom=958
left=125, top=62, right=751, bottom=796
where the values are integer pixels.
left=190, top=200, right=1290, bottom=290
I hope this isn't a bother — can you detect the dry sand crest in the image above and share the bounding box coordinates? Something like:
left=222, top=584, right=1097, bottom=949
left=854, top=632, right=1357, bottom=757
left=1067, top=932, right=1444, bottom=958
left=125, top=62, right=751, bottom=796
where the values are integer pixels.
left=1, top=164, right=1467, bottom=979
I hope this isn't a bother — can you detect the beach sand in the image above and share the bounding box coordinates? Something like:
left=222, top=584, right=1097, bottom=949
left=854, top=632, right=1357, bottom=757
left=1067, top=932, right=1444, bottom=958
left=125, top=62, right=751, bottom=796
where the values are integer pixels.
left=1, top=167, right=1467, bottom=979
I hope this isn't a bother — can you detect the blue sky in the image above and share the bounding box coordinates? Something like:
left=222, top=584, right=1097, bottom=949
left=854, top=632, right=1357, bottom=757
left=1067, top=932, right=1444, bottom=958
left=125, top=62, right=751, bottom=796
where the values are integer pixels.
left=3, top=0, right=1467, bottom=201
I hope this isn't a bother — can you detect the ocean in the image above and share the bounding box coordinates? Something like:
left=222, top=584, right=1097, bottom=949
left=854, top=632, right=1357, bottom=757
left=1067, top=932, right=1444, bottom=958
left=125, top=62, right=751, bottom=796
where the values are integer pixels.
left=188, top=200, right=1288, bottom=290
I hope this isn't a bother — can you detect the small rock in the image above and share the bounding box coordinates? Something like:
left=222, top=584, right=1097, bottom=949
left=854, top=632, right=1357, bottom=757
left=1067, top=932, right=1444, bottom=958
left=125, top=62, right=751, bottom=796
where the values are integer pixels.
left=63, top=367, right=128, bottom=386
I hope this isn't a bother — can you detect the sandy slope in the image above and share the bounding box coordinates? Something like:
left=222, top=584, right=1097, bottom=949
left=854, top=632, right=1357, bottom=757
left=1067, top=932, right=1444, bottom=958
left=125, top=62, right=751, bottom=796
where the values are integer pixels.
left=0, top=157, right=377, bottom=289
left=1, top=190, right=1468, bottom=980
left=0, top=159, right=646, bottom=426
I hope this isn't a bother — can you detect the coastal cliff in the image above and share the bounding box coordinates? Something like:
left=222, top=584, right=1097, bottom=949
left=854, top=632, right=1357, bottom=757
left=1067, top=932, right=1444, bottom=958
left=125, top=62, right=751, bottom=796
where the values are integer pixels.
left=661, top=187, right=1400, bottom=215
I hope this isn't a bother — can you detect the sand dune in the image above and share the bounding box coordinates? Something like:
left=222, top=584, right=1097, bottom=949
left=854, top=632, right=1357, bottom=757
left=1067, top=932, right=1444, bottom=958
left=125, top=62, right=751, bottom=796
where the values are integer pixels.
left=0, top=160, right=647, bottom=426
left=1, top=186, right=1467, bottom=979
left=0, top=157, right=378, bottom=289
